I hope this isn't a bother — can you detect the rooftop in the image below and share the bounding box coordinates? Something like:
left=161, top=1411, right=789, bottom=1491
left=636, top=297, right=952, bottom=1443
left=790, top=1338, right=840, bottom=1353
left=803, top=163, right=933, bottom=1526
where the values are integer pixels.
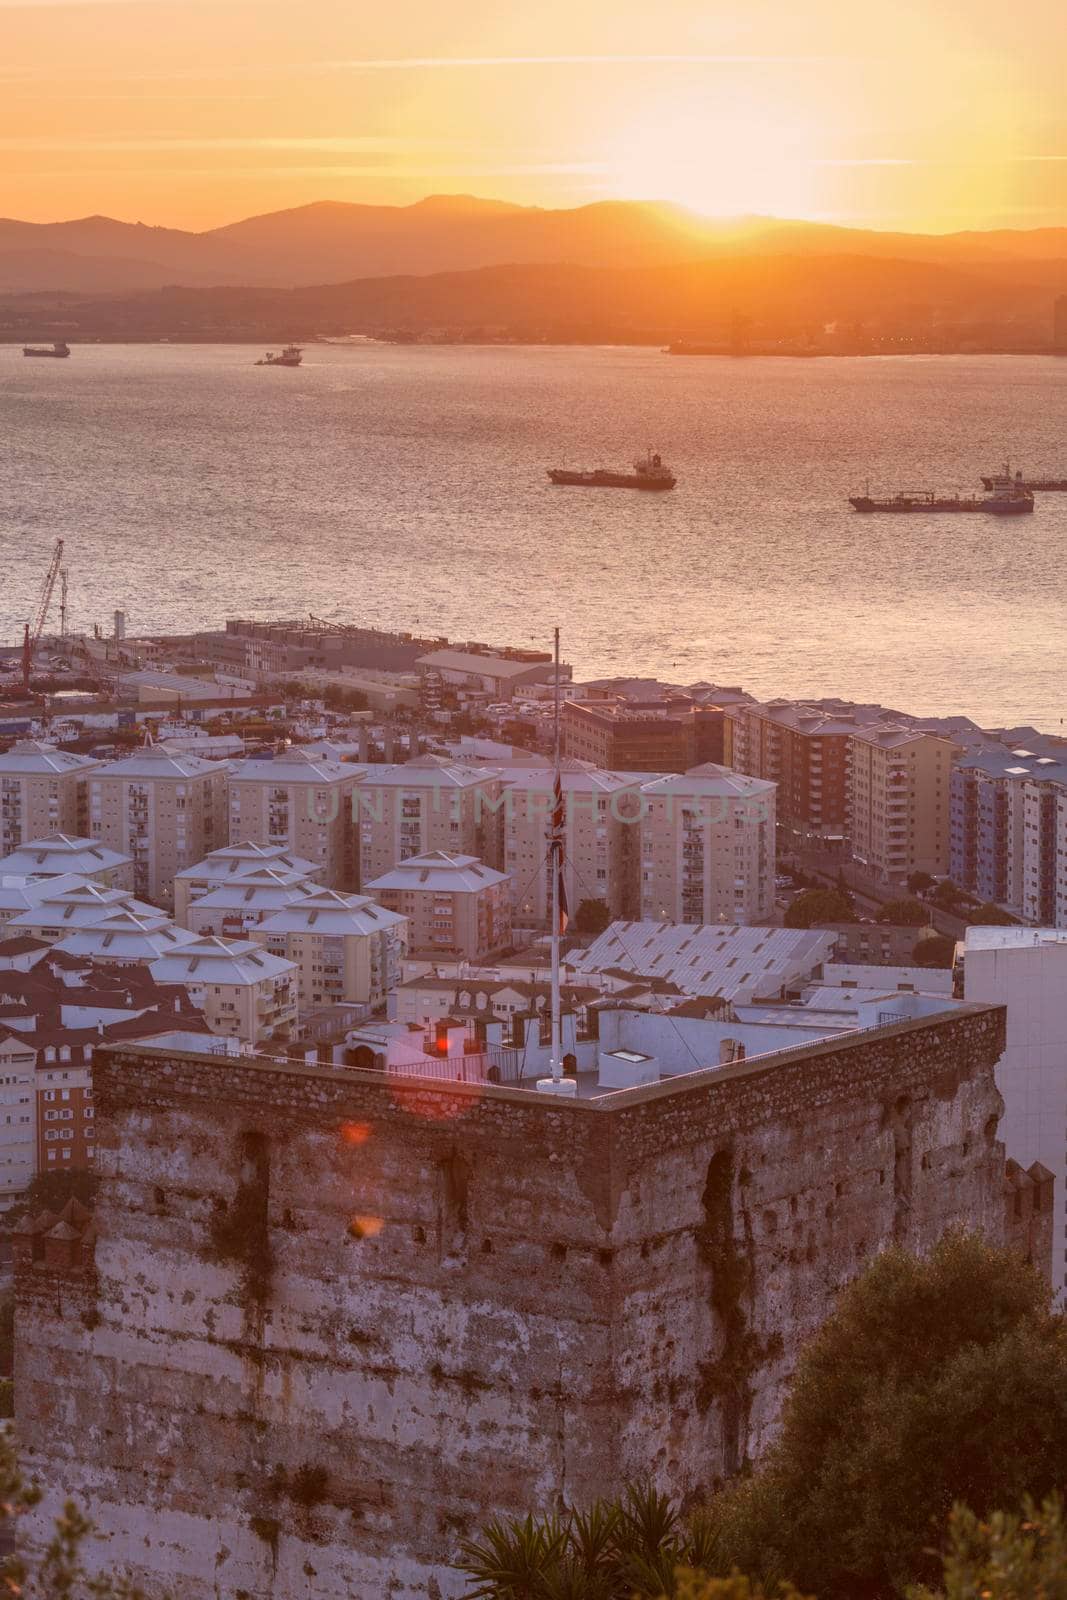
left=366, top=851, right=509, bottom=895
left=93, top=745, right=229, bottom=780
left=0, top=836, right=132, bottom=877
left=228, top=750, right=362, bottom=784
left=175, top=842, right=321, bottom=883
left=571, top=921, right=835, bottom=1003
left=256, top=888, right=405, bottom=937
left=416, top=649, right=556, bottom=678
left=0, top=740, right=99, bottom=775
left=149, top=935, right=296, bottom=985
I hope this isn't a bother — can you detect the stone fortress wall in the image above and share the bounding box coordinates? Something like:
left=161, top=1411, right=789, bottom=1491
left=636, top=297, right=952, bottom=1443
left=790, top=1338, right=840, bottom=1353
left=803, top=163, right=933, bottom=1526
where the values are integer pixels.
left=15, top=1006, right=1008, bottom=1599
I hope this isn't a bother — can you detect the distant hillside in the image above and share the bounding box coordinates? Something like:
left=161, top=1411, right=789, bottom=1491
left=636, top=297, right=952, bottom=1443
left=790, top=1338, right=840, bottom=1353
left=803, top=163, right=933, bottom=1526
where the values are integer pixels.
left=3, top=249, right=1060, bottom=345
left=2, top=194, right=1067, bottom=294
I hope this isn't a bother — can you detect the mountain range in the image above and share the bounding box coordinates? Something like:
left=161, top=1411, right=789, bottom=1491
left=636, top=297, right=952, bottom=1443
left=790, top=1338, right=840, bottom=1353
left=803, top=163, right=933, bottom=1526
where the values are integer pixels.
left=4, top=194, right=1067, bottom=295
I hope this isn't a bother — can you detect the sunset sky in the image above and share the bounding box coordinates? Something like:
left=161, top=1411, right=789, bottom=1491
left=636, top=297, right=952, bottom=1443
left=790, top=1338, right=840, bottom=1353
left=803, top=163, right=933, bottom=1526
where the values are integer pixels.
left=3, top=0, right=1066, bottom=231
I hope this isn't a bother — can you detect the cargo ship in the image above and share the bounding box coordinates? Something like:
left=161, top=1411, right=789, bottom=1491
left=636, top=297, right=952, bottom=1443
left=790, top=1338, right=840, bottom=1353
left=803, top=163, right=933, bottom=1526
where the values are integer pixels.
left=23, top=341, right=70, bottom=358
left=981, top=470, right=1067, bottom=491
left=850, top=469, right=1034, bottom=515
left=255, top=344, right=303, bottom=367
left=548, top=449, right=676, bottom=491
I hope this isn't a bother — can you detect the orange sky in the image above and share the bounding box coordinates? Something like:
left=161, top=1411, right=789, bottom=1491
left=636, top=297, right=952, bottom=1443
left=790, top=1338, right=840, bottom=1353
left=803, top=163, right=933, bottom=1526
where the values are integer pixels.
left=2, top=0, right=1066, bottom=231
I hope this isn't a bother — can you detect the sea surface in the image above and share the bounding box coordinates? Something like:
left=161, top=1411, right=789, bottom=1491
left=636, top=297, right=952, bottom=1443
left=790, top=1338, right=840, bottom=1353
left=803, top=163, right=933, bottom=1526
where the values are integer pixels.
left=0, top=343, right=1064, bottom=730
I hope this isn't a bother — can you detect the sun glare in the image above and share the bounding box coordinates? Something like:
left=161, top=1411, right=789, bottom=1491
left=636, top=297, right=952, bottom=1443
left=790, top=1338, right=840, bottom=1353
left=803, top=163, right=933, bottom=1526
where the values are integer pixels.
left=607, top=102, right=823, bottom=219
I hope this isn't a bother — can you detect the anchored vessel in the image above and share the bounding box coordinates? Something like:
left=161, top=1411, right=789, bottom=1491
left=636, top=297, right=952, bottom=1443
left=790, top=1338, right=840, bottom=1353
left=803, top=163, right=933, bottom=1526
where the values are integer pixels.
left=255, top=344, right=303, bottom=367
left=547, top=449, right=676, bottom=491
left=981, top=470, right=1067, bottom=491
left=850, top=468, right=1034, bottom=515
left=23, top=341, right=70, bottom=358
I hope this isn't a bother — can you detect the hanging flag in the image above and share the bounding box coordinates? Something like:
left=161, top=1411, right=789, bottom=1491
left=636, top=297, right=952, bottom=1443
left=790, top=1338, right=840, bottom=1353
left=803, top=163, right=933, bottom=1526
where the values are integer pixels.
left=551, top=770, right=566, bottom=837
left=552, top=770, right=569, bottom=934
left=556, top=847, right=569, bottom=936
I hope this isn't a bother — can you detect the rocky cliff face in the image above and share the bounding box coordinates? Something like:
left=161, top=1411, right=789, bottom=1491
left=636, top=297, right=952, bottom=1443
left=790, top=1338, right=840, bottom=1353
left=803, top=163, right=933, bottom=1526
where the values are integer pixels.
left=15, top=1006, right=1007, bottom=1599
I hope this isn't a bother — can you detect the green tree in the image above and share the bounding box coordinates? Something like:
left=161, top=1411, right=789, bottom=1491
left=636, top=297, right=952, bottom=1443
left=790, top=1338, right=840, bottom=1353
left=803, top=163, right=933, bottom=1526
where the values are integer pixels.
left=910, top=1495, right=1067, bottom=1600
left=967, top=903, right=1019, bottom=926
left=907, top=872, right=935, bottom=895
left=459, top=1483, right=715, bottom=1599
left=5, top=1168, right=99, bottom=1228
left=0, top=1426, right=151, bottom=1596
left=877, top=898, right=929, bottom=926
left=929, top=880, right=966, bottom=910
left=707, top=1233, right=1067, bottom=1599
left=783, top=889, right=855, bottom=929
left=911, top=934, right=956, bottom=969
left=574, top=898, right=612, bottom=937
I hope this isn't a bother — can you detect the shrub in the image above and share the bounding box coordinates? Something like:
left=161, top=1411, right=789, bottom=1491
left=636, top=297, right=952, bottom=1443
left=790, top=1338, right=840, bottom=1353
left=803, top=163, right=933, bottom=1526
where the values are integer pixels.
left=707, top=1233, right=1067, bottom=1598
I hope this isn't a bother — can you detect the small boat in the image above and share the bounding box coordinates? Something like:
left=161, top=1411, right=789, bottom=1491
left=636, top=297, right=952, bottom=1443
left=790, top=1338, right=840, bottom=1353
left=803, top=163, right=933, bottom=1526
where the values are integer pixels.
left=548, top=449, right=676, bottom=491
left=850, top=466, right=1033, bottom=515
left=23, top=341, right=70, bottom=358
left=255, top=344, right=303, bottom=367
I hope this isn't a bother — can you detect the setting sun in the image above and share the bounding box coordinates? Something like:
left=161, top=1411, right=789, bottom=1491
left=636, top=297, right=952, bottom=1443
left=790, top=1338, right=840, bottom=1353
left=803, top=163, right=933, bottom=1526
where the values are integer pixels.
left=607, top=98, right=823, bottom=218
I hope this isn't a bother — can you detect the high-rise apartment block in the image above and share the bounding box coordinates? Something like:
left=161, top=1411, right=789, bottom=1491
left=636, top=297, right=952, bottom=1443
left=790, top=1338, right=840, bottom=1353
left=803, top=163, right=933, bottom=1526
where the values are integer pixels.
left=637, top=764, right=776, bottom=924
left=499, top=763, right=643, bottom=928
left=951, top=743, right=1067, bottom=922
left=88, top=747, right=229, bottom=909
left=849, top=727, right=958, bottom=883
left=723, top=701, right=859, bottom=848
left=355, top=756, right=505, bottom=887
left=227, top=751, right=362, bottom=891
left=253, top=889, right=406, bottom=1012
left=366, top=851, right=510, bottom=962
left=173, top=841, right=322, bottom=926
left=0, top=743, right=99, bottom=857
left=561, top=699, right=729, bottom=773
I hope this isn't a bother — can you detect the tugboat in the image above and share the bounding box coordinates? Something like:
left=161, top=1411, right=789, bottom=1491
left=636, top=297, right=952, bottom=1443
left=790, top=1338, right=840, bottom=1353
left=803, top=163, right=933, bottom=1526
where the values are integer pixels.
left=850, top=468, right=1034, bottom=515
left=255, top=344, right=303, bottom=367
left=23, top=340, right=70, bottom=358
left=548, top=448, right=676, bottom=491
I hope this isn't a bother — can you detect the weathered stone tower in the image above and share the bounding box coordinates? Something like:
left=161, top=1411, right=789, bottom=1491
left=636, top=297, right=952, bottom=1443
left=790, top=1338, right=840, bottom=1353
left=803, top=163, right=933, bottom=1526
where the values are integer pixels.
left=16, top=1006, right=1007, bottom=1598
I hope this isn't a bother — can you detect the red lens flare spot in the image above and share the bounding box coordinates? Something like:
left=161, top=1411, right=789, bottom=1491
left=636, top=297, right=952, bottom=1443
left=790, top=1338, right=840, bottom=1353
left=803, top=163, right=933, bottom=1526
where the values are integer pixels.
left=348, top=1215, right=383, bottom=1240
left=340, top=1121, right=372, bottom=1147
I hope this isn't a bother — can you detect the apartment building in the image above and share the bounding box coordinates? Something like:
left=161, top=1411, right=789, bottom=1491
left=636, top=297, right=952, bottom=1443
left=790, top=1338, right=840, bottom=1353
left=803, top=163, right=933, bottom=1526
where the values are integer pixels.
left=185, top=870, right=317, bottom=938
left=500, top=762, right=643, bottom=930
left=366, top=851, right=510, bottom=962
left=0, top=742, right=99, bottom=858
left=951, top=743, right=1067, bottom=919
left=848, top=727, right=958, bottom=884
left=227, top=751, right=363, bottom=891
left=88, top=747, right=229, bottom=909
left=6, top=880, right=158, bottom=943
left=252, top=888, right=406, bottom=1010
left=53, top=910, right=197, bottom=966
left=638, top=764, right=776, bottom=925
left=964, top=927, right=1067, bottom=1299
left=0, top=834, right=134, bottom=891
left=149, top=935, right=298, bottom=1045
left=724, top=700, right=877, bottom=849
left=0, top=1025, right=36, bottom=1209
left=173, top=840, right=322, bottom=926
left=1020, top=778, right=1067, bottom=926
left=355, top=755, right=506, bottom=887
left=0, top=940, right=210, bottom=1196
left=561, top=699, right=726, bottom=774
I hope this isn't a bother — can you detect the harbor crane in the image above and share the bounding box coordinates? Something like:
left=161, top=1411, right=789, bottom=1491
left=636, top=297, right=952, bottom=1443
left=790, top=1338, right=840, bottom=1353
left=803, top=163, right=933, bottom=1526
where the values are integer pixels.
left=22, top=537, right=64, bottom=690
